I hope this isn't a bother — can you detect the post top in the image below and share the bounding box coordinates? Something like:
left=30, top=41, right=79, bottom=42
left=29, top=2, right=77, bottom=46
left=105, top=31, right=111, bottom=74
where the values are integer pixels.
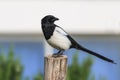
left=45, top=54, right=67, bottom=59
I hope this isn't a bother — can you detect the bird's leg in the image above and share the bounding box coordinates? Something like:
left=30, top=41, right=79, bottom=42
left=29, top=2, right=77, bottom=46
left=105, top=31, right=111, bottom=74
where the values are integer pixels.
left=57, top=50, right=64, bottom=55
left=53, top=50, right=64, bottom=57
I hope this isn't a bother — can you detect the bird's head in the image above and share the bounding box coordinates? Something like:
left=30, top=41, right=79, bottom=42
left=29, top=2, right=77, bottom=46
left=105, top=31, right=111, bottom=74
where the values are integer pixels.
left=41, top=15, right=59, bottom=24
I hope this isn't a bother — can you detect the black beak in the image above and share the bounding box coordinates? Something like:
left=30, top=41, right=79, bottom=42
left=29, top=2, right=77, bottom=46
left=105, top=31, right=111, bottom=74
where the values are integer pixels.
left=55, top=18, right=59, bottom=21
left=52, top=17, right=59, bottom=22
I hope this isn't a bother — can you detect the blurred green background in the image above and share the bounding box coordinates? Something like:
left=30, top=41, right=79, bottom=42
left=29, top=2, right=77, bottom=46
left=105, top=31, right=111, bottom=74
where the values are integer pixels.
left=0, top=46, right=107, bottom=80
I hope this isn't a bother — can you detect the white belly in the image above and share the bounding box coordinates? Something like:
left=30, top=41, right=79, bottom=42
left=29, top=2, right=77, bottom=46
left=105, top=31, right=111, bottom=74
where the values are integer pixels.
left=47, top=29, right=71, bottom=50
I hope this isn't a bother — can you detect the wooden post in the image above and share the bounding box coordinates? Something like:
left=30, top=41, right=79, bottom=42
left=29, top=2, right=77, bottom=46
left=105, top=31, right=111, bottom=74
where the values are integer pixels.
left=44, top=54, right=67, bottom=80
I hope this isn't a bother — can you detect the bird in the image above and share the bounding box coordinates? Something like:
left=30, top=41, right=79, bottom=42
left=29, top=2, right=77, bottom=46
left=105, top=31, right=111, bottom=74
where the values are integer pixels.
left=41, top=15, right=116, bottom=64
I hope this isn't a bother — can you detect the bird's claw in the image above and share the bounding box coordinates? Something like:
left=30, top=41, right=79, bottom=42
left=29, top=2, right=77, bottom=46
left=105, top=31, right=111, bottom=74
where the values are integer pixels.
left=52, top=53, right=63, bottom=58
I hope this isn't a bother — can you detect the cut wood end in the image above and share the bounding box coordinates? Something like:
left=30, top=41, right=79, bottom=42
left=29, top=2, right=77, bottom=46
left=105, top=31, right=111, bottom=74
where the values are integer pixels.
left=45, top=54, right=67, bottom=59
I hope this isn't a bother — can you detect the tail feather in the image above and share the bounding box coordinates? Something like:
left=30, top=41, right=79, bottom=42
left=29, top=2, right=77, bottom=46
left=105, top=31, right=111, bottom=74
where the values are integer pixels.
left=78, top=46, right=116, bottom=64
left=67, top=35, right=116, bottom=64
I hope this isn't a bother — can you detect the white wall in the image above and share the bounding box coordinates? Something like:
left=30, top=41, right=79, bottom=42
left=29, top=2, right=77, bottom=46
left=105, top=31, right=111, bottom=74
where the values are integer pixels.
left=0, top=1, right=120, bottom=34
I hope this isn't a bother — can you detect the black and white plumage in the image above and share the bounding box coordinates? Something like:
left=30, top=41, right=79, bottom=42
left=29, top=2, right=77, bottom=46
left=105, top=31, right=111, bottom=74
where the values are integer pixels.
left=41, top=15, right=116, bottom=64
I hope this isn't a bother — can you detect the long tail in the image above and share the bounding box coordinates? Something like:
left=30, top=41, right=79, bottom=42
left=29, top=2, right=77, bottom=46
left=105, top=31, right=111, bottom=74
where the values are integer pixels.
left=67, top=35, right=116, bottom=64
left=78, top=46, right=116, bottom=64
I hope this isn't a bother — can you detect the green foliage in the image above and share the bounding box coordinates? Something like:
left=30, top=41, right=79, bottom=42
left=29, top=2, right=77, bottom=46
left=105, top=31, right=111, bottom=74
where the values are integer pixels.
left=33, top=72, right=43, bottom=80
left=0, top=46, right=106, bottom=80
left=67, top=53, right=93, bottom=80
left=0, top=46, right=44, bottom=80
left=0, top=47, right=23, bottom=80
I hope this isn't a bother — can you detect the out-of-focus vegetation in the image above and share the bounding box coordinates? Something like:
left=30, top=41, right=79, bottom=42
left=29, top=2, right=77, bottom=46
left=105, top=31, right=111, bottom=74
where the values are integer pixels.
left=0, top=47, right=106, bottom=80
left=67, top=53, right=94, bottom=80
left=0, top=46, right=43, bottom=80
left=0, top=47, right=23, bottom=80
left=33, top=72, right=43, bottom=80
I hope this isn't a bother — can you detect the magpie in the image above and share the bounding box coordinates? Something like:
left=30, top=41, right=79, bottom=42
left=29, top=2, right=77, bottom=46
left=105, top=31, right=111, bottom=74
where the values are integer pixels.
left=41, top=15, right=116, bottom=64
